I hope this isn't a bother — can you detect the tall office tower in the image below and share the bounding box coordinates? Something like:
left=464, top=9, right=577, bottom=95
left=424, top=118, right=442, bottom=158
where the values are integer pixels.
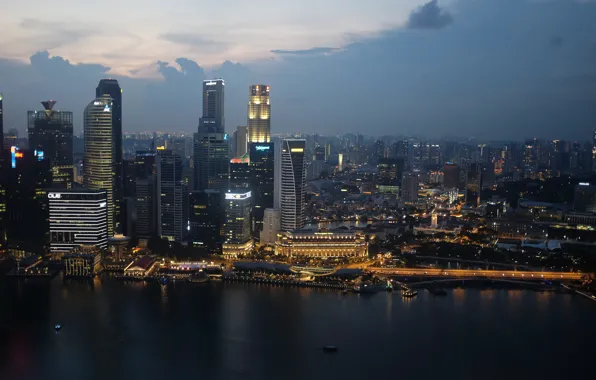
left=280, top=139, right=306, bottom=231
left=84, top=95, right=115, bottom=236
left=194, top=79, right=229, bottom=191
left=574, top=183, right=596, bottom=213
left=47, top=189, right=108, bottom=254
left=374, top=140, right=385, bottom=161
left=157, top=150, right=187, bottom=242
left=325, top=143, right=331, bottom=161
left=465, top=163, right=483, bottom=207
left=481, top=165, right=495, bottom=190
left=0, top=148, right=52, bottom=255
left=393, top=139, right=409, bottom=159
left=234, top=126, right=248, bottom=157
left=429, top=144, right=441, bottom=166
left=247, top=85, right=271, bottom=143
left=337, top=153, right=344, bottom=172
left=377, top=158, right=404, bottom=194
left=222, top=190, right=253, bottom=257
left=249, top=142, right=274, bottom=237
left=0, top=93, right=3, bottom=155
left=401, top=172, right=419, bottom=202
left=96, top=79, right=123, bottom=231
left=200, top=79, right=225, bottom=133
left=314, top=146, right=325, bottom=161
left=28, top=100, right=74, bottom=188
left=260, top=208, right=281, bottom=245
left=230, top=154, right=251, bottom=189
left=188, top=190, right=221, bottom=250
left=122, top=159, right=136, bottom=197
left=443, top=163, right=460, bottom=189
left=135, top=151, right=157, bottom=239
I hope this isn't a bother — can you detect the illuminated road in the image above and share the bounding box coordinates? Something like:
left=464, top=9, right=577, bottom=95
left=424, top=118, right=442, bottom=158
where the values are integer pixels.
left=369, top=267, right=584, bottom=281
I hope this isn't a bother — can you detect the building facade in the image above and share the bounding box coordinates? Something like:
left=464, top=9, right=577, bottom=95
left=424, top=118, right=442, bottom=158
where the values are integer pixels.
left=188, top=190, right=221, bottom=250
left=84, top=95, right=115, bottom=236
left=247, top=85, right=271, bottom=143
left=135, top=151, right=157, bottom=239
left=249, top=142, right=274, bottom=237
left=275, top=230, right=368, bottom=258
left=48, top=190, right=108, bottom=254
left=260, top=208, right=281, bottom=245
left=27, top=100, right=74, bottom=188
left=223, top=190, right=253, bottom=258
left=280, top=139, right=307, bottom=231
left=96, top=79, right=123, bottom=232
left=157, top=150, right=187, bottom=242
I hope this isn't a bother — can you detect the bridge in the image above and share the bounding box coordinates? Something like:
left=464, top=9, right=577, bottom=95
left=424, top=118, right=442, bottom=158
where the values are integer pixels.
left=369, top=267, right=584, bottom=281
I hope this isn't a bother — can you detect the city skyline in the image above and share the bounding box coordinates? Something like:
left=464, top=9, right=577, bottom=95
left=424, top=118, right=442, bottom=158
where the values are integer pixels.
left=0, top=0, right=594, bottom=139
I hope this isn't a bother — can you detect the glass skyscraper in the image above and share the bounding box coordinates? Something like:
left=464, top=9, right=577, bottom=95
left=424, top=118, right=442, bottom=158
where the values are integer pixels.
left=96, top=79, right=122, bottom=231
left=247, top=85, right=270, bottom=143
left=194, top=79, right=229, bottom=192
left=27, top=100, right=74, bottom=188
left=157, top=150, right=187, bottom=242
left=280, top=139, right=306, bottom=231
left=249, top=142, right=274, bottom=237
left=84, top=95, right=115, bottom=236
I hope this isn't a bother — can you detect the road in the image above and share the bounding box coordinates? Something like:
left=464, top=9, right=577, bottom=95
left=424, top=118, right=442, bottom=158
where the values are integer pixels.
left=369, top=267, right=584, bottom=280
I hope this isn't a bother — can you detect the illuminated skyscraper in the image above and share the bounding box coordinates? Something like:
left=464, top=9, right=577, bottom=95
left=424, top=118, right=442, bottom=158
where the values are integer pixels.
left=249, top=142, right=274, bottom=237
left=84, top=95, right=115, bottom=236
left=27, top=100, right=74, bottom=188
left=280, top=139, right=306, bottom=231
left=247, top=85, right=270, bottom=143
left=194, top=79, right=229, bottom=191
left=157, top=150, right=187, bottom=242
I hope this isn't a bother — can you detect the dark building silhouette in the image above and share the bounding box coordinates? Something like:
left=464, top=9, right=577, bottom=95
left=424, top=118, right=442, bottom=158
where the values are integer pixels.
left=574, top=183, right=596, bottom=213
left=0, top=148, right=52, bottom=254
left=27, top=100, right=74, bottom=188
left=249, top=142, right=274, bottom=237
left=157, top=150, right=187, bottom=242
left=135, top=151, right=157, bottom=239
left=230, top=154, right=251, bottom=189
left=0, top=93, right=4, bottom=156
left=443, top=163, right=460, bottom=189
left=377, top=158, right=404, bottom=194
left=466, top=163, right=483, bottom=207
left=188, top=190, right=221, bottom=250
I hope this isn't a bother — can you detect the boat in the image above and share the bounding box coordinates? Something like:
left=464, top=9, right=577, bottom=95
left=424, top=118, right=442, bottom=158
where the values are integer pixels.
left=55, top=324, right=62, bottom=332
left=402, top=289, right=418, bottom=298
left=323, top=346, right=338, bottom=353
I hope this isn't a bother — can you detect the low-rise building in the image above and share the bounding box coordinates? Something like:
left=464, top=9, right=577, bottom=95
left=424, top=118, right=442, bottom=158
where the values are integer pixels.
left=275, top=229, right=368, bottom=258
left=124, top=256, right=158, bottom=278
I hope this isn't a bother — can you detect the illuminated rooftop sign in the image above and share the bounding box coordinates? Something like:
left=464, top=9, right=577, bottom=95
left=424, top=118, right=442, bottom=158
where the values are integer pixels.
left=255, top=145, right=270, bottom=151
left=290, top=148, right=304, bottom=153
left=225, top=191, right=251, bottom=200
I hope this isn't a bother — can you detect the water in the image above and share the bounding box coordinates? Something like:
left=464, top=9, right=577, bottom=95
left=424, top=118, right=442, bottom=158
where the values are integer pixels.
left=1, top=278, right=595, bottom=380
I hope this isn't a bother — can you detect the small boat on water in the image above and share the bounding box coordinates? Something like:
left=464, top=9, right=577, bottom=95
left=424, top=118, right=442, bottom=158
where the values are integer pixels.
left=323, top=346, right=338, bottom=353
left=55, top=324, right=62, bottom=332
left=402, top=289, right=418, bottom=298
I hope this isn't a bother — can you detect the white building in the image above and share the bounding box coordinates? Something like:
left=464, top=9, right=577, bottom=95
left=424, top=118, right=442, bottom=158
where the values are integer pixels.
left=48, top=190, right=108, bottom=254
left=280, top=139, right=306, bottom=231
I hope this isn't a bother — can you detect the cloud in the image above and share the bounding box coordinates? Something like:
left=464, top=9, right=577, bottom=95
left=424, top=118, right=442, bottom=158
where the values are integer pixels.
left=19, top=18, right=92, bottom=49
left=407, top=0, right=453, bottom=29
left=160, top=33, right=229, bottom=53
left=270, top=47, right=339, bottom=56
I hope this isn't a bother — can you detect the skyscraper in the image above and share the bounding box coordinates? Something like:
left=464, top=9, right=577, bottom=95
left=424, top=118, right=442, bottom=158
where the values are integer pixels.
left=27, top=100, right=74, bottom=188
left=84, top=95, right=115, bottom=236
left=230, top=154, right=251, bottom=189
left=188, top=190, right=221, bottom=250
left=249, top=142, right=275, bottom=237
left=48, top=189, right=108, bottom=254
left=401, top=172, right=419, bottom=202
left=234, top=126, right=248, bottom=157
left=377, top=158, right=404, bottom=194
left=194, top=79, right=229, bottom=192
left=574, top=183, right=596, bottom=213
left=135, top=151, right=157, bottom=239
left=247, top=85, right=271, bottom=143
left=280, top=139, right=306, bottom=231
left=200, top=79, right=225, bottom=133
left=443, top=163, right=460, bottom=189
left=157, top=150, right=187, bottom=242
left=466, top=163, right=483, bottom=207
left=96, top=79, right=123, bottom=231
left=222, top=190, right=253, bottom=258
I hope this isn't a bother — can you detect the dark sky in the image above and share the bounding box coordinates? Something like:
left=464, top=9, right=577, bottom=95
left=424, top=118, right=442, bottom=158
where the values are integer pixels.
left=0, top=0, right=595, bottom=140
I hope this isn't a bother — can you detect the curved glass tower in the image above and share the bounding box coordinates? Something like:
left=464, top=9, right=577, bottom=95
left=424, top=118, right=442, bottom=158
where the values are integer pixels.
left=280, top=139, right=306, bottom=231
left=247, top=85, right=270, bottom=143
left=84, top=95, right=115, bottom=236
